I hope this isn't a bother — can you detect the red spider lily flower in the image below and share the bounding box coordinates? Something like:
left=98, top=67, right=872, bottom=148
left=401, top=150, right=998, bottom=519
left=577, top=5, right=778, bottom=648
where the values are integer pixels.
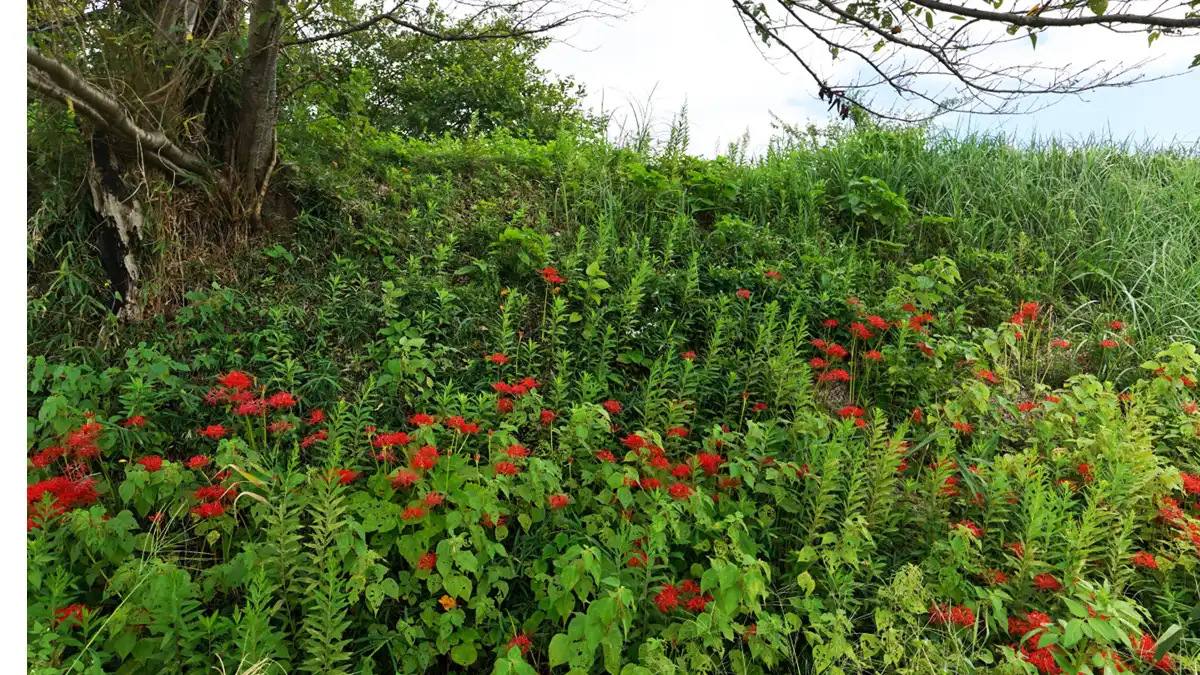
left=505, top=632, right=534, bottom=656
left=685, top=594, right=714, bottom=612
left=917, top=342, right=933, bottom=356
left=1033, top=574, right=1061, bottom=591
left=951, top=421, right=973, bottom=435
left=539, top=266, right=566, bottom=284
left=192, top=501, right=226, bottom=519
left=671, top=464, right=693, bottom=479
left=1009, top=611, right=1052, bottom=636
left=810, top=339, right=827, bottom=350
left=621, top=434, right=646, bottom=449
left=940, top=475, right=960, bottom=497
left=680, top=350, right=696, bottom=360
left=308, top=409, right=326, bottom=425
left=823, top=319, right=839, bottom=328
left=982, top=569, right=1008, bottom=586
left=235, top=398, right=266, bottom=416
left=147, top=511, right=164, bottom=525
left=866, top=315, right=889, bottom=331
left=863, top=349, right=883, bottom=362
left=1099, top=339, right=1118, bottom=349
left=418, top=552, right=437, bottom=570
left=1109, top=320, right=1125, bottom=331
left=492, top=382, right=513, bottom=395
left=68, top=421, right=103, bottom=448
left=668, top=482, right=693, bottom=501
left=1008, top=541, right=1025, bottom=558
left=602, top=399, right=622, bottom=414
left=1077, top=463, right=1093, bottom=482
left=333, top=469, right=360, bottom=485
left=1020, top=645, right=1062, bottom=675
left=846, top=296, right=861, bottom=307
left=1182, top=375, right=1196, bottom=388
left=410, top=413, right=434, bottom=427
left=596, top=449, right=617, bottom=463
left=718, top=477, right=742, bottom=489
left=817, top=368, right=852, bottom=383
left=655, top=584, right=679, bottom=612
left=1181, top=473, right=1200, bottom=495
left=764, top=270, right=782, bottom=280
left=809, top=357, right=827, bottom=369
left=849, top=322, right=872, bottom=340
left=135, top=456, right=163, bottom=472
left=837, top=406, right=866, bottom=419
left=929, top=603, right=976, bottom=627
left=518, top=376, right=540, bottom=390
left=696, top=453, right=723, bottom=476
left=54, top=604, right=88, bottom=627
left=509, top=383, right=529, bottom=397
left=423, top=492, right=444, bottom=508
left=649, top=455, right=670, bottom=470
left=1131, top=551, right=1158, bottom=570
left=909, top=408, right=923, bottom=423
left=505, top=444, right=530, bottom=460
left=218, top=371, right=252, bottom=390
left=391, top=469, right=420, bottom=489
left=266, top=392, right=297, bottom=408
left=1050, top=338, right=1071, bottom=349
left=852, top=418, right=866, bottom=428
left=1017, top=401, right=1037, bottom=413
left=666, top=427, right=688, bottom=439
left=1158, top=498, right=1184, bottom=524
left=1182, top=401, right=1198, bottom=415
left=539, top=409, right=556, bottom=425
left=736, top=289, right=751, bottom=300
left=374, top=431, right=410, bottom=448
left=1135, top=632, right=1173, bottom=671
left=1119, top=393, right=1132, bottom=402
left=411, top=446, right=439, bottom=470
left=640, top=477, right=662, bottom=490
left=480, top=513, right=509, bottom=528
left=194, top=485, right=232, bottom=501
left=751, top=401, right=768, bottom=413
left=301, top=430, right=329, bottom=448
left=626, top=551, right=648, bottom=567
left=487, top=353, right=509, bottom=365
left=824, top=343, right=849, bottom=360
left=267, top=420, right=295, bottom=435
left=401, top=506, right=425, bottom=521
left=495, top=462, right=520, bottom=476
left=954, top=520, right=983, bottom=538
left=496, top=397, right=514, bottom=413
left=121, top=416, right=147, bottom=428
left=29, top=446, right=65, bottom=469
left=975, top=369, right=1000, bottom=384
left=548, top=494, right=569, bottom=509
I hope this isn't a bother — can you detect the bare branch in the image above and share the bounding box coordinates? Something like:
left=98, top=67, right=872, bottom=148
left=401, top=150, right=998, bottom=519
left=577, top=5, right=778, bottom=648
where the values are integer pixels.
left=907, top=0, right=1200, bottom=29
left=27, top=46, right=210, bottom=177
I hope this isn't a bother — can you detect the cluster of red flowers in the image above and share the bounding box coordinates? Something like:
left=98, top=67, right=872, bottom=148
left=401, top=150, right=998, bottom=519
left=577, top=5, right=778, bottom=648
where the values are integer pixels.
left=444, top=416, right=480, bottom=434
left=602, top=399, right=622, bottom=414
left=655, top=580, right=713, bottom=614
left=954, top=520, right=983, bottom=538
left=410, top=445, right=439, bottom=471
left=764, top=270, right=782, bottom=280
left=928, top=603, right=975, bottom=627
left=736, top=289, right=751, bottom=300
left=27, top=474, right=99, bottom=530
left=539, top=267, right=566, bottom=284
left=1131, top=551, right=1159, bottom=570
left=486, top=352, right=508, bottom=365
left=951, top=421, right=973, bottom=435
left=1134, top=632, right=1174, bottom=671
left=975, top=369, right=1000, bottom=384
left=417, top=551, right=437, bottom=571
left=1032, top=573, right=1061, bottom=591
left=548, top=494, right=569, bottom=509
left=332, top=468, right=360, bottom=485
left=506, top=632, right=533, bottom=655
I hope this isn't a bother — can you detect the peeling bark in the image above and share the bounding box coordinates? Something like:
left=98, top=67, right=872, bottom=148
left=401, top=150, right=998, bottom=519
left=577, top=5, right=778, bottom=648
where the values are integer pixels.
left=86, top=132, right=145, bottom=322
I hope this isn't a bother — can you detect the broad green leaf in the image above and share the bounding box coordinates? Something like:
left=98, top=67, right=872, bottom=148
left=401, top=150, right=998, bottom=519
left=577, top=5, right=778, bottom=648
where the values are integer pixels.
left=1088, top=0, right=1108, bottom=15
left=549, top=633, right=571, bottom=666
left=450, top=643, right=478, bottom=666
left=1154, top=624, right=1183, bottom=663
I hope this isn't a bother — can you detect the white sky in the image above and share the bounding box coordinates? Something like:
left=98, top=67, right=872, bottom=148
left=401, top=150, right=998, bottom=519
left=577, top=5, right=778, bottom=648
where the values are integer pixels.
left=539, top=0, right=1200, bottom=156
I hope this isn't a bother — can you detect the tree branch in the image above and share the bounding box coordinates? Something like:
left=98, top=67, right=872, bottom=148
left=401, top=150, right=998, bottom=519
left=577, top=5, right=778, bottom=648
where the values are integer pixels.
left=27, top=46, right=211, bottom=177
left=283, top=2, right=578, bottom=47
left=907, top=0, right=1200, bottom=29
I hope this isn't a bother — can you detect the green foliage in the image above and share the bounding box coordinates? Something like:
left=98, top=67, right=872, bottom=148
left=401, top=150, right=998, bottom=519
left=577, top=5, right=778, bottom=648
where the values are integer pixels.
left=26, top=117, right=1200, bottom=673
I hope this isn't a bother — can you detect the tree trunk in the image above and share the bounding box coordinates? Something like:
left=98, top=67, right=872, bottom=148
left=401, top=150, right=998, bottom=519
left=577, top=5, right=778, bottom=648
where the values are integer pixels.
left=235, top=0, right=285, bottom=212
left=86, top=131, right=145, bottom=321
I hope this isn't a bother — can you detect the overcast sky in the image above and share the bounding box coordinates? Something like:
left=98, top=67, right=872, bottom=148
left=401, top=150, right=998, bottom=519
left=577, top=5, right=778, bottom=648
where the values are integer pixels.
left=539, top=0, right=1200, bottom=157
